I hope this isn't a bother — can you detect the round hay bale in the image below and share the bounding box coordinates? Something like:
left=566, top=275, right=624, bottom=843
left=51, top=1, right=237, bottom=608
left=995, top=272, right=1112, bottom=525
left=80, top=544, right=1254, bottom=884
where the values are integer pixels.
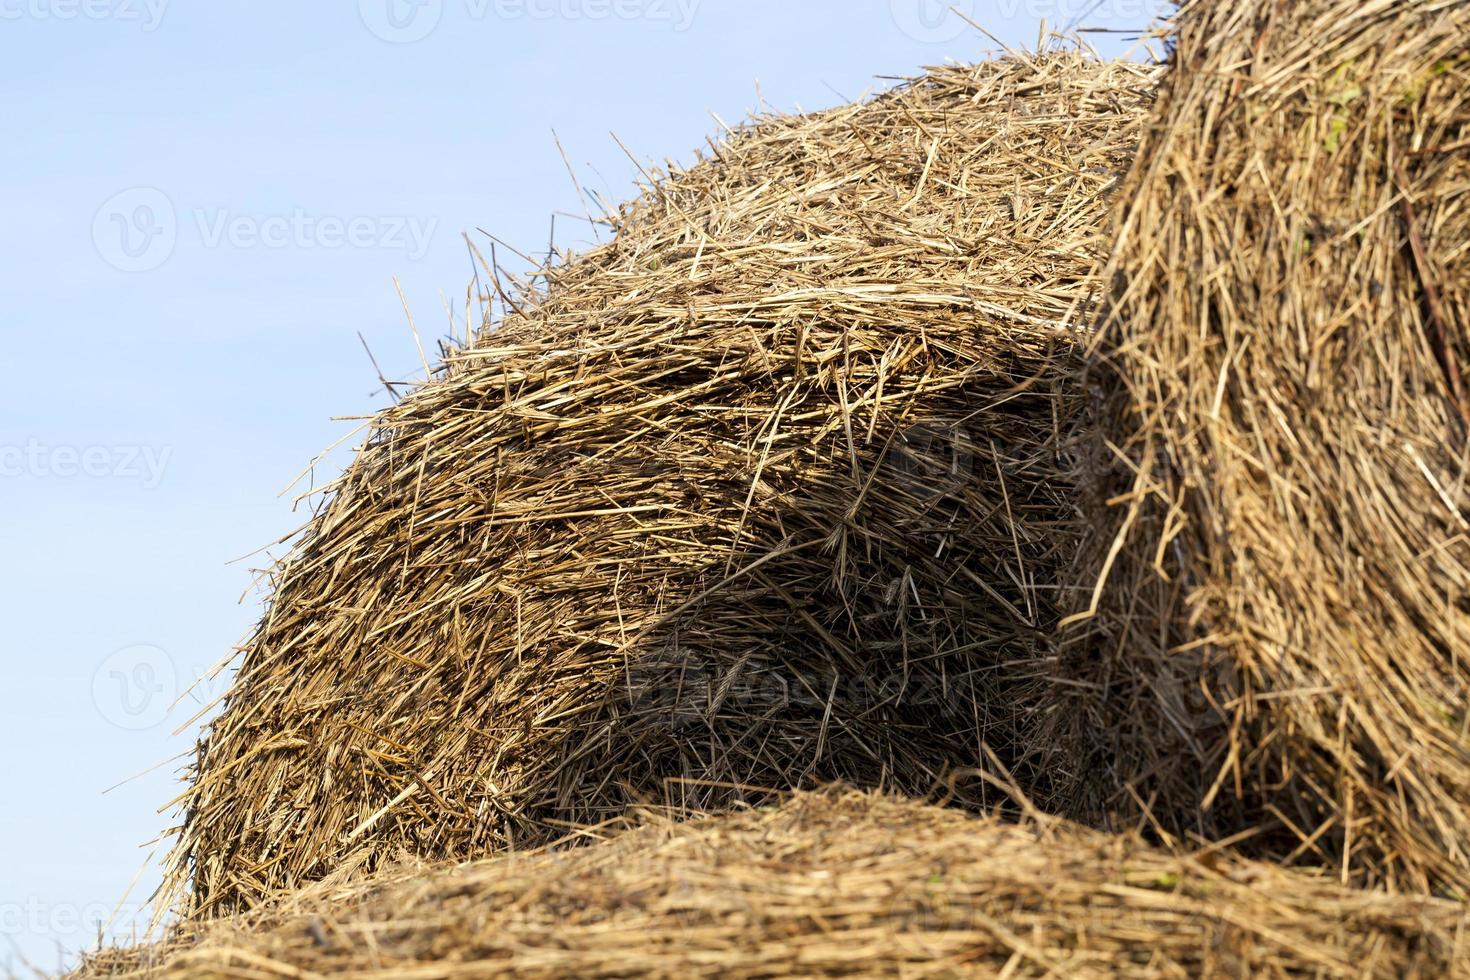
left=88, top=791, right=1470, bottom=978
left=1066, top=0, right=1470, bottom=894
left=166, top=52, right=1159, bottom=915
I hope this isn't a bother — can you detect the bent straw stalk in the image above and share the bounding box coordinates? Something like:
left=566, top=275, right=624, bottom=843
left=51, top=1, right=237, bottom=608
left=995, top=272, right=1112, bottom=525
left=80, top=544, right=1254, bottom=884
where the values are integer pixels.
left=1066, top=0, right=1470, bottom=894
left=166, top=53, right=1160, bottom=916
left=86, top=791, right=1469, bottom=979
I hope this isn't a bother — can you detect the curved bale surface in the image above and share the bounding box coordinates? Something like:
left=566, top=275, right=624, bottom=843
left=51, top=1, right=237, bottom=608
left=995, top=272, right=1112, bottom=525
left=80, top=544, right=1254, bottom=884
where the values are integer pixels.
left=168, top=54, right=1159, bottom=915
left=1067, top=0, right=1470, bottom=893
left=89, top=791, right=1469, bottom=978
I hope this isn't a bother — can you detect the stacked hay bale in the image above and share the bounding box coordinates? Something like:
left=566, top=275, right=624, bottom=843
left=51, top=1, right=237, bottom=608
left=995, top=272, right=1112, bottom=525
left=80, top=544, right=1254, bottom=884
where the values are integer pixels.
left=85, top=791, right=1468, bottom=978
left=1066, top=0, right=1470, bottom=893
left=167, top=53, right=1161, bottom=915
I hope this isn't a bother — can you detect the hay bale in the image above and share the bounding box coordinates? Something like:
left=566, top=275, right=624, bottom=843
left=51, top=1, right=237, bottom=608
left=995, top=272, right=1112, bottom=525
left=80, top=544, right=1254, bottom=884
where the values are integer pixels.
left=1065, top=0, right=1470, bottom=893
left=167, top=53, right=1159, bottom=915
left=85, top=790, right=1469, bottom=978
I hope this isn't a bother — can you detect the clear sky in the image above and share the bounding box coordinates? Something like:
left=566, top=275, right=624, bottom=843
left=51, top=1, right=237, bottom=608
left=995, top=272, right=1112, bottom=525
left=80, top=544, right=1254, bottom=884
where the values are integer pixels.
left=0, top=1, right=1169, bottom=971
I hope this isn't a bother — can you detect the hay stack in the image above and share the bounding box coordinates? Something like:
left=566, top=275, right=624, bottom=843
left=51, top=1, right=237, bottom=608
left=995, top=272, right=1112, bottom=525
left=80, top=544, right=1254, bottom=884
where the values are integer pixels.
left=168, top=53, right=1159, bottom=915
left=86, top=791, right=1468, bottom=978
left=1066, top=0, right=1470, bottom=893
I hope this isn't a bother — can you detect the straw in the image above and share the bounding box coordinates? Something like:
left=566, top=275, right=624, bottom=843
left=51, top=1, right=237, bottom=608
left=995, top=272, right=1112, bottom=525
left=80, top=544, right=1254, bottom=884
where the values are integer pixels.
left=82, top=790, right=1468, bottom=979
left=1064, top=0, right=1470, bottom=894
left=163, top=51, right=1162, bottom=916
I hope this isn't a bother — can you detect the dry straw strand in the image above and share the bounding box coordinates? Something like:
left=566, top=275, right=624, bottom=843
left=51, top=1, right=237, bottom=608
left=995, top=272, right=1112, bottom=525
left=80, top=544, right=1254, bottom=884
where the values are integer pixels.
left=165, top=51, right=1161, bottom=916
left=83, top=791, right=1470, bottom=979
left=1065, top=0, right=1470, bottom=894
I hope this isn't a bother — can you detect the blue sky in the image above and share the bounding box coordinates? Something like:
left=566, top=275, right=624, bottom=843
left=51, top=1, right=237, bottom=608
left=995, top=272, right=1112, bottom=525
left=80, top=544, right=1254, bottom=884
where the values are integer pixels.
left=0, top=1, right=1169, bottom=971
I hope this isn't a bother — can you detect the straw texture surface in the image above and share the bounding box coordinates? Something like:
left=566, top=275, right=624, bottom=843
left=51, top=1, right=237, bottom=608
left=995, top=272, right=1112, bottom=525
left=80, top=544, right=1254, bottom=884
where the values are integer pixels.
left=1065, top=0, right=1470, bottom=894
left=168, top=53, right=1160, bottom=916
left=86, top=791, right=1470, bottom=979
